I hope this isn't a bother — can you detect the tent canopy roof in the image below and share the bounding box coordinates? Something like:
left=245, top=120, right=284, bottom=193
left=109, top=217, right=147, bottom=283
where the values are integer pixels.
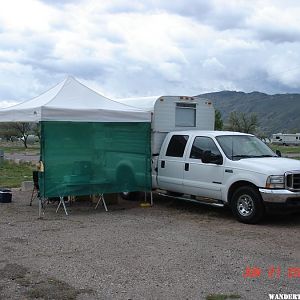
left=0, top=76, right=150, bottom=122
left=116, top=96, right=161, bottom=112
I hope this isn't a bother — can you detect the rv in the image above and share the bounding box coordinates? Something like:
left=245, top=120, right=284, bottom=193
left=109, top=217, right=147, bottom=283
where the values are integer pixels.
left=271, top=133, right=300, bottom=145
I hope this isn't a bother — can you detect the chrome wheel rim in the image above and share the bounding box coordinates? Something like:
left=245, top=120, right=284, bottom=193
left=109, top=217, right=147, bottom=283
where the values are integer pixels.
left=237, top=194, right=254, bottom=217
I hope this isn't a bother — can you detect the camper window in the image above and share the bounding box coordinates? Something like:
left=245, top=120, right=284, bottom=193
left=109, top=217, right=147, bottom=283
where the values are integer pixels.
left=175, top=103, right=196, bottom=127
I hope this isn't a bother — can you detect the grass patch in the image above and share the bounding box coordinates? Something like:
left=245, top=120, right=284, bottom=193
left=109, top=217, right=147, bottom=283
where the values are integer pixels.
left=26, top=278, right=81, bottom=300
left=206, top=294, right=241, bottom=300
left=0, top=141, right=40, bottom=154
left=269, top=145, right=300, bottom=154
left=0, top=160, right=34, bottom=188
left=0, top=263, right=95, bottom=300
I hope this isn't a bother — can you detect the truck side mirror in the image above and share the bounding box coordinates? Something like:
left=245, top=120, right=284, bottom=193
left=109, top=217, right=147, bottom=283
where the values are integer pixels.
left=202, top=150, right=211, bottom=163
left=276, top=150, right=281, bottom=157
left=202, top=150, right=223, bottom=165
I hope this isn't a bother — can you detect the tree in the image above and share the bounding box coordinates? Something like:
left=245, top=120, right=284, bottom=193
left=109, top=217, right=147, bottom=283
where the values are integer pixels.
left=12, top=122, right=35, bottom=148
left=227, top=111, right=258, bottom=134
left=256, top=129, right=268, bottom=143
left=32, top=123, right=41, bottom=141
left=0, top=123, right=18, bottom=141
left=214, top=109, right=223, bottom=130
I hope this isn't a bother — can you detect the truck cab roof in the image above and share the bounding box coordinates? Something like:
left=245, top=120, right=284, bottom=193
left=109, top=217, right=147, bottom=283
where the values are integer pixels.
left=169, top=130, right=253, bottom=138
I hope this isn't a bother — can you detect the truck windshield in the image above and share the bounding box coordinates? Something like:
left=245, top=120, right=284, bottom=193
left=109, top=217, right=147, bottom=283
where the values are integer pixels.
left=216, top=135, right=276, bottom=161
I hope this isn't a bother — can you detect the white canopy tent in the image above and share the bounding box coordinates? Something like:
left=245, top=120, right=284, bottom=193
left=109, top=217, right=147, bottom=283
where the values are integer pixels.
left=0, top=77, right=152, bottom=217
left=116, top=96, right=160, bottom=112
left=0, top=76, right=150, bottom=122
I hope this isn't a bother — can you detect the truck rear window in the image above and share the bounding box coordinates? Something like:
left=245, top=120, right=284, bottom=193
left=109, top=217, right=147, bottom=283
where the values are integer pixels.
left=166, top=135, right=189, bottom=157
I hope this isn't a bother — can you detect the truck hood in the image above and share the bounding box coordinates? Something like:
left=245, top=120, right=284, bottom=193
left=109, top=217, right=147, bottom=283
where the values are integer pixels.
left=230, top=157, right=300, bottom=175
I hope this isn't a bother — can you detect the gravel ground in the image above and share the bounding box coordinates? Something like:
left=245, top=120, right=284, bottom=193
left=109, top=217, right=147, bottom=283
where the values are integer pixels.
left=4, top=153, right=39, bottom=163
left=0, top=190, right=299, bottom=300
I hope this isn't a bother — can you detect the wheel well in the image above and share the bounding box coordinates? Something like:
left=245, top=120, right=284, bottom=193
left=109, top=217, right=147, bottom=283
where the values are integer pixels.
left=116, top=164, right=137, bottom=188
left=227, top=181, right=258, bottom=205
left=116, top=164, right=134, bottom=179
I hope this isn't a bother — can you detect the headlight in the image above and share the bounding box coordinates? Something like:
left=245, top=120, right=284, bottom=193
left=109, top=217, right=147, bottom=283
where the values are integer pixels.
left=266, top=175, right=285, bottom=189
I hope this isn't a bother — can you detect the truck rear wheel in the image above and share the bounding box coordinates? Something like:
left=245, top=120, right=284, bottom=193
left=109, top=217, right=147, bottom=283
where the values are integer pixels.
left=119, top=192, right=140, bottom=201
left=231, top=186, right=265, bottom=224
left=117, top=166, right=139, bottom=201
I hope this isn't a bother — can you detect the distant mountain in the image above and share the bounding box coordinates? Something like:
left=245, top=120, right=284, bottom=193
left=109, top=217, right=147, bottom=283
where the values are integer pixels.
left=197, top=91, right=300, bottom=135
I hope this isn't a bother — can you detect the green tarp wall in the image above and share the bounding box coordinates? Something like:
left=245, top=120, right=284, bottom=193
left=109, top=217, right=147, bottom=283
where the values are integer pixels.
left=39, top=121, right=151, bottom=198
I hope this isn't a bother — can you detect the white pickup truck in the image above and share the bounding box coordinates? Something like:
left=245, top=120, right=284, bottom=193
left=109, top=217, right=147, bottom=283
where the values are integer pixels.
left=153, top=130, right=300, bottom=223
left=124, top=130, right=300, bottom=224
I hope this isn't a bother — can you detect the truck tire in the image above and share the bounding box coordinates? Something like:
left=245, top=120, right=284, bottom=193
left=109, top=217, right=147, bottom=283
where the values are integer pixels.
left=231, top=186, right=265, bottom=224
left=117, top=166, right=139, bottom=201
left=119, top=192, right=140, bottom=201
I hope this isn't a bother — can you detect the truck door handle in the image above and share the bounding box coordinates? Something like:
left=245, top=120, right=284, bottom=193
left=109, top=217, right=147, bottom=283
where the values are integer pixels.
left=161, top=161, right=165, bottom=168
left=185, top=163, right=189, bottom=171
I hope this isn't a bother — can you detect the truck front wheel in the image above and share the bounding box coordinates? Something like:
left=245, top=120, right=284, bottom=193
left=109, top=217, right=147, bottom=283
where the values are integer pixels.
left=231, top=186, right=265, bottom=224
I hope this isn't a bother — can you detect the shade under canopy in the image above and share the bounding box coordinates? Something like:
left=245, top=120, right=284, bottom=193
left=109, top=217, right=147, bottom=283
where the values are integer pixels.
left=0, top=76, right=151, bottom=123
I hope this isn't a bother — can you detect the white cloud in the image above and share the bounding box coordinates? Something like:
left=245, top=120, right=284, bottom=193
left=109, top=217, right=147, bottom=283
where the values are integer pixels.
left=0, top=0, right=59, bottom=32
left=247, top=3, right=300, bottom=42
left=1, top=0, right=300, bottom=106
left=265, top=47, right=300, bottom=88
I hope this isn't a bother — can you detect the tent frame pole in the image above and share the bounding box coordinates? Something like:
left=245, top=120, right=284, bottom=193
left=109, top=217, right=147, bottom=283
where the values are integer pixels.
left=56, top=196, right=68, bottom=215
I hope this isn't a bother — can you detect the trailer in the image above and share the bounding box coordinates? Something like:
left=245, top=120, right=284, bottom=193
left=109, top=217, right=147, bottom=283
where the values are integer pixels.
left=271, top=133, right=300, bottom=145
left=117, top=96, right=215, bottom=154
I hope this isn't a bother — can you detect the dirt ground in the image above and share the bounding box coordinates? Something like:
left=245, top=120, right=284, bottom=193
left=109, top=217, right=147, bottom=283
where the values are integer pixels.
left=0, top=190, right=299, bottom=300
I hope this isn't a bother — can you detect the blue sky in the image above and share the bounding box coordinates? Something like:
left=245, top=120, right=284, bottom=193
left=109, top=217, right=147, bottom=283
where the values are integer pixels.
left=1, top=0, right=300, bottom=107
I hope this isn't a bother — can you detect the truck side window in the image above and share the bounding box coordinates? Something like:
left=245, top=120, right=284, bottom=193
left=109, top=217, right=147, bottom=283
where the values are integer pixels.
left=190, top=136, right=221, bottom=160
left=166, top=135, right=189, bottom=157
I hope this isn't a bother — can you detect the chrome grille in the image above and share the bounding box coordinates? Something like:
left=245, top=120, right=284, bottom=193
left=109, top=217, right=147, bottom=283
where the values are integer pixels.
left=286, top=172, right=300, bottom=191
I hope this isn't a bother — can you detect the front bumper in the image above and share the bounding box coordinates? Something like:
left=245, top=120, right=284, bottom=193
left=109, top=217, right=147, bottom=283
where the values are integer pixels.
left=259, top=188, right=300, bottom=204
left=259, top=188, right=300, bottom=213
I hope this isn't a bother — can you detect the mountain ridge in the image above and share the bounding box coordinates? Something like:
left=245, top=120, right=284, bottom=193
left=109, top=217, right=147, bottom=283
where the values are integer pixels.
left=197, top=91, right=300, bottom=134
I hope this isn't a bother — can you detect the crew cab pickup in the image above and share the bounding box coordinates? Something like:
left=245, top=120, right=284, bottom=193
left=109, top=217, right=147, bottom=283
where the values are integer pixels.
left=151, top=130, right=300, bottom=223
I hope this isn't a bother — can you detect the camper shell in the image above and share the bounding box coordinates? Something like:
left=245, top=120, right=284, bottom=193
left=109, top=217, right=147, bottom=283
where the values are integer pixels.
left=117, top=96, right=215, bottom=154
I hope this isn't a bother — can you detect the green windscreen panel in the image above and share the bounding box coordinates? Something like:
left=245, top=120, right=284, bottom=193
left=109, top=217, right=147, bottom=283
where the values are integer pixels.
left=39, top=121, right=151, bottom=198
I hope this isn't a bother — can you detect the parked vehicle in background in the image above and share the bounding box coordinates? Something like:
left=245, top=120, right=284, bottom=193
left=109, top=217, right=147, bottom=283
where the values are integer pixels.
left=271, top=133, right=300, bottom=145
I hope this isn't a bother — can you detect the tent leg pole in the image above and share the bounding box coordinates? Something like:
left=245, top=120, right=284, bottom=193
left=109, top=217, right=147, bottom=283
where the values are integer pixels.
left=56, top=199, right=61, bottom=213
left=95, top=194, right=108, bottom=212
left=56, top=196, right=69, bottom=215
left=38, top=198, right=42, bottom=219
left=61, top=197, right=68, bottom=216
left=102, top=195, right=108, bottom=212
